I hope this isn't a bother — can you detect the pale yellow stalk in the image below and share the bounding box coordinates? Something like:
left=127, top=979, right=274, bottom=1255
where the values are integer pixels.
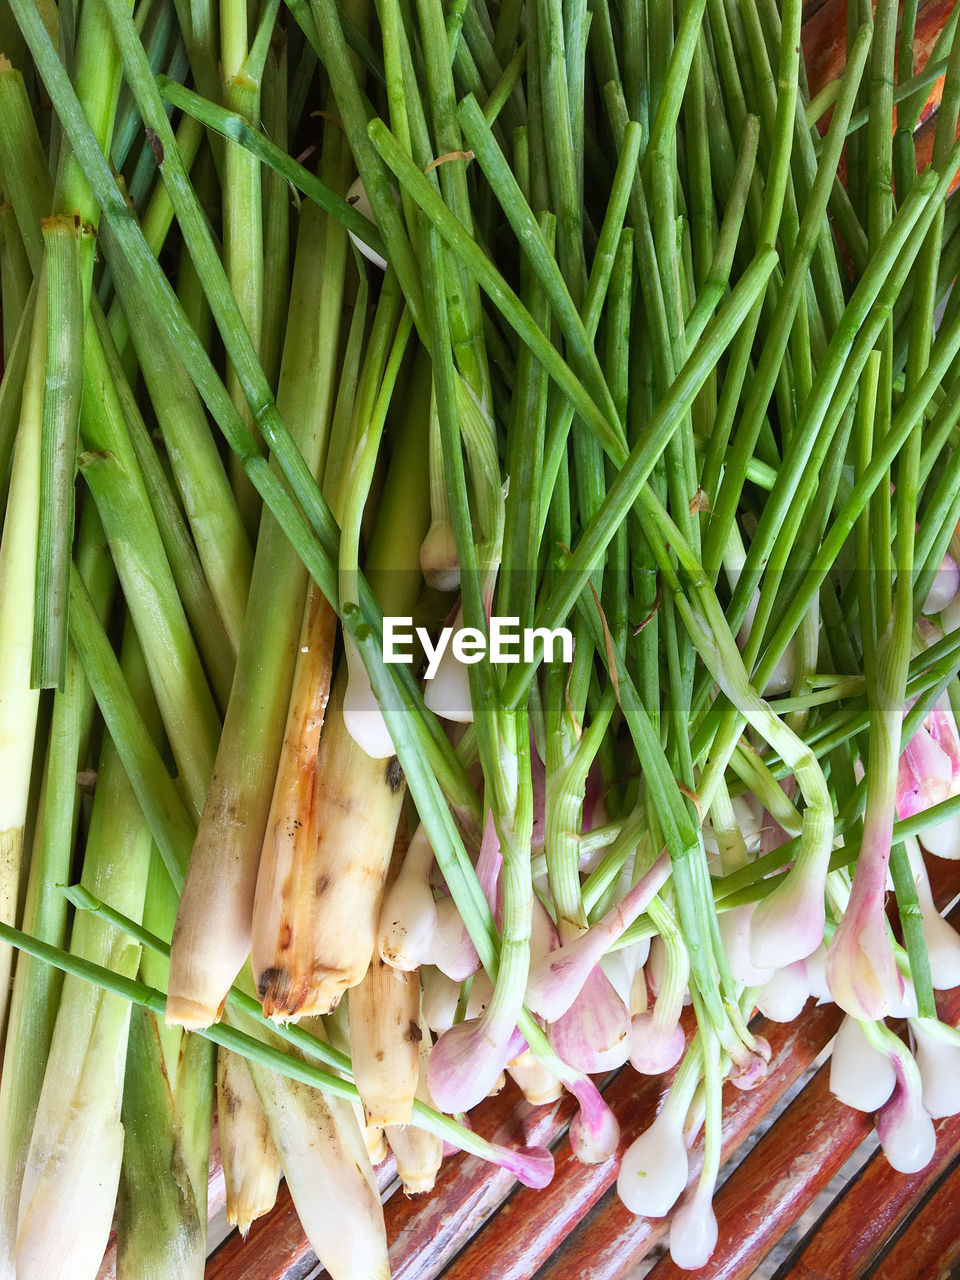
left=250, top=586, right=338, bottom=1019
left=363, top=1124, right=387, bottom=1166
left=348, top=815, right=421, bottom=1125
left=216, top=1048, right=281, bottom=1236
left=348, top=956, right=421, bottom=1126
left=240, top=1018, right=390, bottom=1280
left=256, top=669, right=406, bottom=1018
left=385, top=1024, right=443, bottom=1195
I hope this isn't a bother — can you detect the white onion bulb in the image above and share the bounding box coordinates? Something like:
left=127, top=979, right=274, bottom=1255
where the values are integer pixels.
left=829, top=1016, right=896, bottom=1112
left=617, top=1106, right=688, bottom=1217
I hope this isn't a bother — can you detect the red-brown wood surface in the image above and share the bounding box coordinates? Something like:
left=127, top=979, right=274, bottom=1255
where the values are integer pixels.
left=801, top=0, right=955, bottom=101
left=778, top=1111, right=960, bottom=1280
left=869, top=1155, right=960, bottom=1280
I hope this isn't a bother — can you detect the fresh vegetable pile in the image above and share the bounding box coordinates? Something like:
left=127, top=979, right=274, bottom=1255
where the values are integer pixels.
left=1, top=0, right=960, bottom=1274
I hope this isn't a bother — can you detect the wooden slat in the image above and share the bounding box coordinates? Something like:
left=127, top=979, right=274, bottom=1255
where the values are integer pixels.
left=869, top=1155, right=960, bottom=1280
left=776, top=1112, right=960, bottom=1280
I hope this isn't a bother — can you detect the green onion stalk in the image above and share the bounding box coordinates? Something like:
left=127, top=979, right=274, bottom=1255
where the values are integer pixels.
left=828, top=31, right=960, bottom=1024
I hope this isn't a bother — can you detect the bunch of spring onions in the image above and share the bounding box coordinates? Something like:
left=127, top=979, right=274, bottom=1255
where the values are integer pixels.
left=2, top=0, right=960, bottom=1272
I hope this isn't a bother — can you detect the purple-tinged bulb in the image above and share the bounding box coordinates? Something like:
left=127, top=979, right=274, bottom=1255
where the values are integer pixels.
left=899, top=699, right=960, bottom=859
left=427, top=1019, right=526, bottom=1113
left=431, top=895, right=480, bottom=982
left=897, top=729, right=953, bottom=819
left=568, top=1087, right=620, bottom=1164
left=826, top=887, right=904, bottom=1021
left=669, top=1188, right=719, bottom=1270
left=526, top=855, right=669, bottom=1022
left=496, top=1145, right=555, bottom=1188
left=475, top=812, right=502, bottom=919
left=728, top=1038, right=771, bottom=1092
left=876, top=1056, right=936, bottom=1173
left=564, top=1073, right=619, bottom=1163
left=548, top=967, right=630, bottom=1073
left=748, top=858, right=827, bottom=971
left=629, top=1010, right=686, bottom=1075
left=923, top=551, right=959, bottom=615
left=617, top=1106, right=688, bottom=1217
left=444, top=1130, right=555, bottom=1187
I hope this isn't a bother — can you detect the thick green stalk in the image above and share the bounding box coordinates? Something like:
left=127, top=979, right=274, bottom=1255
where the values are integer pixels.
left=68, top=568, right=196, bottom=887
left=16, top=623, right=156, bottom=1280
left=0, top=288, right=34, bottom=511
left=89, top=300, right=237, bottom=711
left=0, top=57, right=50, bottom=269
left=0, top=203, right=31, bottom=359
left=259, top=35, right=290, bottom=395
left=0, top=282, right=45, bottom=1032
left=0, top=502, right=113, bottom=1280
left=116, top=1007, right=213, bottom=1280
left=222, top=3, right=268, bottom=537
left=3, top=0, right=221, bottom=807
left=106, top=240, right=252, bottom=651
left=32, top=216, right=84, bottom=690
left=12, top=0, right=473, bottom=820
